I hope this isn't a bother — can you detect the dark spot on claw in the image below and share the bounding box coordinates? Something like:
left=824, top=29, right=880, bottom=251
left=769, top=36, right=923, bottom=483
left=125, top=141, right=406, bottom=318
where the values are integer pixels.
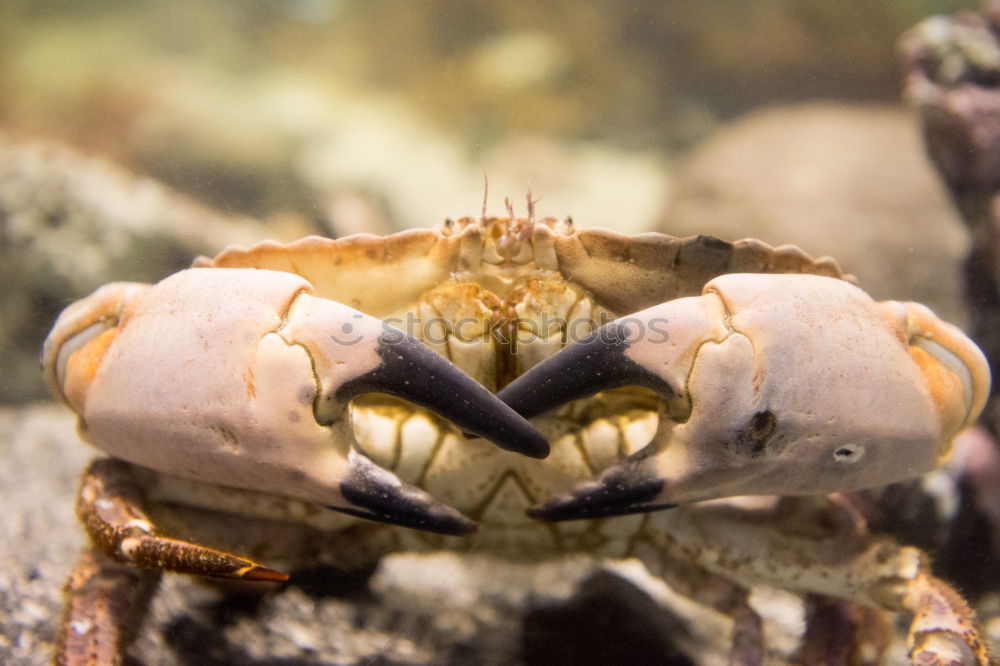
left=298, top=384, right=316, bottom=405
left=736, top=410, right=776, bottom=457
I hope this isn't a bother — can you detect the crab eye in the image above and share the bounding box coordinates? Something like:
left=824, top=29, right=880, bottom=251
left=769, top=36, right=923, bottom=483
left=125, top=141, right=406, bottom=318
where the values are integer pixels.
left=833, top=444, right=865, bottom=463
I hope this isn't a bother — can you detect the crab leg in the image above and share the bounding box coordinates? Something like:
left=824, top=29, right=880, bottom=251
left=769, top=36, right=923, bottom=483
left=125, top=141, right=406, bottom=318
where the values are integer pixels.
left=58, top=458, right=288, bottom=666
left=630, top=500, right=991, bottom=665
left=43, top=269, right=547, bottom=536
left=497, top=273, right=991, bottom=520
left=643, top=550, right=765, bottom=665
left=76, top=458, right=288, bottom=581
left=904, top=573, right=987, bottom=665
left=797, top=596, right=887, bottom=665
left=57, top=546, right=161, bottom=666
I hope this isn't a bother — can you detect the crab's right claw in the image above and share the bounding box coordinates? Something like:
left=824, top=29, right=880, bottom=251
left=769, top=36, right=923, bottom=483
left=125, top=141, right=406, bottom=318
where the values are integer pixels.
left=499, top=274, right=991, bottom=522
left=498, top=288, right=722, bottom=519
left=43, top=268, right=547, bottom=536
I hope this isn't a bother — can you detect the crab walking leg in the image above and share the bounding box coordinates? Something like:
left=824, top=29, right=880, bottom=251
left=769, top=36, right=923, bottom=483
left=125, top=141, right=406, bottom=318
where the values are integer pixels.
left=797, top=596, right=889, bottom=665
left=729, top=604, right=764, bottom=666
left=904, top=575, right=990, bottom=665
left=76, top=458, right=289, bottom=581
left=647, top=551, right=888, bottom=664
left=57, top=546, right=161, bottom=666
left=641, top=549, right=765, bottom=665
left=498, top=273, right=991, bottom=518
left=630, top=501, right=990, bottom=665
left=43, top=269, right=548, bottom=536
left=59, top=459, right=286, bottom=666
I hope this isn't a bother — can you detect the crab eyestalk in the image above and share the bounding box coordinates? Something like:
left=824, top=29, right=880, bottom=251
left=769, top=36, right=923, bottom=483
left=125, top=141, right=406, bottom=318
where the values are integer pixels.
left=43, top=268, right=549, bottom=536
left=498, top=273, right=991, bottom=522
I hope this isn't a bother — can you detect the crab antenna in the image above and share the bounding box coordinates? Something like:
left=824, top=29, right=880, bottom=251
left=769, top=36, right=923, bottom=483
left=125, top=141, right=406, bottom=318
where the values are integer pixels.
left=481, top=169, right=489, bottom=220
left=526, top=186, right=539, bottom=224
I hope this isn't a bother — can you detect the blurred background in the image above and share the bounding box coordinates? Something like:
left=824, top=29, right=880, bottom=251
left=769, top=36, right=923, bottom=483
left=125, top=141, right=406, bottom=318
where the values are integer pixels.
left=0, top=1, right=975, bottom=220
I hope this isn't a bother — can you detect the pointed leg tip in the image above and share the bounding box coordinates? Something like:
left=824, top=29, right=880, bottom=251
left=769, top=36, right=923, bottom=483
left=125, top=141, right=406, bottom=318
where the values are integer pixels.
left=238, top=565, right=290, bottom=583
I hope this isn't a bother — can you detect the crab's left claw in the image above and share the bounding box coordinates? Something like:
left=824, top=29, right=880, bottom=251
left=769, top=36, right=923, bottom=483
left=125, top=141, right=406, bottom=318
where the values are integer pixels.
left=497, top=273, right=991, bottom=521
left=294, top=301, right=550, bottom=459
left=44, top=268, right=548, bottom=536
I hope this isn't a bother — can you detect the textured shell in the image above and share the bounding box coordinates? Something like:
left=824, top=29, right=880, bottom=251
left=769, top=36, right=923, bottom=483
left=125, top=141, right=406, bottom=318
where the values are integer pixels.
left=193, top=216, right=850, bottom=318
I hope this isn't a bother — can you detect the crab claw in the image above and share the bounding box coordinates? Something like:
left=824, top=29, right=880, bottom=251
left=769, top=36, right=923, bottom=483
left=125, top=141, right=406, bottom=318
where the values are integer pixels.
left=499, top=273, right=991, bottom=522
left=329, top=324, right=549, bottom=459
left=337, top=449, right=475, bottom=534
left=281, top=289, right=549, bottom=459
left=43, top=268, right=546, bottom=536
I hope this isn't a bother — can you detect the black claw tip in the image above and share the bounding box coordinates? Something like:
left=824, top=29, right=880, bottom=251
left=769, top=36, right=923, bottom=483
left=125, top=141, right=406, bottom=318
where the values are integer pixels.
left=337, top=453, right=477, bottom=536
left=497, top=321, right=675, bottom=420
left=526, top=451, right=670, bottom=522
left=337, top=332, right=549, bottom=458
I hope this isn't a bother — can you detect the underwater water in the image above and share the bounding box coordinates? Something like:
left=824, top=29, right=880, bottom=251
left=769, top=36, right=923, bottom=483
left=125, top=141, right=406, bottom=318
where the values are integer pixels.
left=0, top=1, right=996, bottom=664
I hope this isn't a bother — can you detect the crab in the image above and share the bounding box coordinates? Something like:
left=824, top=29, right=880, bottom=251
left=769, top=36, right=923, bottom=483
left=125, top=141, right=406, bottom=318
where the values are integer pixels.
left=42, top=214, right=992, bottom=665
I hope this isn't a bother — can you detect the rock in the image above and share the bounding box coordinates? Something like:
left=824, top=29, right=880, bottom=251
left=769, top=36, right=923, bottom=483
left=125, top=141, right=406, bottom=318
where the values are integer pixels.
left=901, top=6, right=1000, bottom=444
left=656, top=103, right=969, bottom=326
left=0, top=406, right=91, bottom=665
